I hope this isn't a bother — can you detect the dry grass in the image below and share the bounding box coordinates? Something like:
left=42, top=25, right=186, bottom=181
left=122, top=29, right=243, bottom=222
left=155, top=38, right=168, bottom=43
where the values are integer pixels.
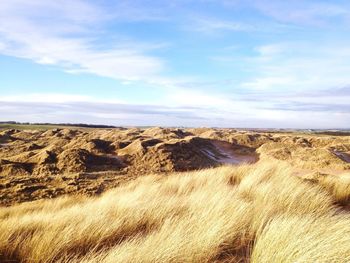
left=251, top=214, right=350, bottom=263
left=317, top=173, right=350, bottom=205
left=0, top=161, right=350, bottom=262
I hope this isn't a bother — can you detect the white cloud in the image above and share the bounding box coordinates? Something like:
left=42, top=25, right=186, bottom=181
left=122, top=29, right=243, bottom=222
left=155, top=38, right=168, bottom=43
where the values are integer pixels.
left=166, top=88, right=230, bottom=107
left=0, top=0, right=165, bottom=81
left=239, top=42, right=350, bottom=92
left=255, top=44, right=285, bottom=57
left=1, top=1, right=350, bottom=128
left=0, top=93, right=125, bottom=104
left=0, top=90, right=349, bottom=128
left=251, top=0, right=350, bottom=26
left=189, top=16, right=254, bottom=34
left=242, top=76, right=297, bottom=91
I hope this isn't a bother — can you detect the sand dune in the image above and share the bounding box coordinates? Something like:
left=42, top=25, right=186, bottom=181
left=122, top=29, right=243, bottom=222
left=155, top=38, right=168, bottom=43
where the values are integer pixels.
left=1, top=127, right=350, bottom=262
left=1, top=127, right=350, bottom=205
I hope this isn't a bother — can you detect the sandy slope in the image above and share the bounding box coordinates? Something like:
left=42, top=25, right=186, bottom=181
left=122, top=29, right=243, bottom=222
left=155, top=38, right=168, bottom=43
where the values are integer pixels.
left=0, top=127, right=349, bottom=205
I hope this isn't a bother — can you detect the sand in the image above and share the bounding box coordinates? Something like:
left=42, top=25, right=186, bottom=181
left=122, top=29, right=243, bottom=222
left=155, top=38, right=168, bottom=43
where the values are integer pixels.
left=1, top=127, right=349, bottom=205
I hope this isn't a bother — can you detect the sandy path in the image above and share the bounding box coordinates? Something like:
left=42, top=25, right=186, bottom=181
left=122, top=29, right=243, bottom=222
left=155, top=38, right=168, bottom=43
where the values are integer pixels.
left=333, top=151, right=350, bottom=163
left=202, top=141, right=258, bottom=165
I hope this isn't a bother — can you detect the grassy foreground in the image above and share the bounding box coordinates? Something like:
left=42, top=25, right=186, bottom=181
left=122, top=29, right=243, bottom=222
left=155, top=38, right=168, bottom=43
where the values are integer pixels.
left=1, top=161, right=350, bottom=262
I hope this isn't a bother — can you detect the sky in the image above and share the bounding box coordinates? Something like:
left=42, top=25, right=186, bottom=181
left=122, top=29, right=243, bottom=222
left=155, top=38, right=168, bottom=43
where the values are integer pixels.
left=0, top=0, right=350, bottom=128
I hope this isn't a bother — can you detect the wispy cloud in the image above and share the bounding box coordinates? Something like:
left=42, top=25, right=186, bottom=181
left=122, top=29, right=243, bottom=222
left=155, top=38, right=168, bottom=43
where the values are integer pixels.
left=188, top=16, right=254, bottom=34
left=0, top=0, right=165, bottom=81
left=2, top=100, right=346, bottom=129
left=267, top=101, right=350, bottom=113
left=0, top=96, right=213, bottom=127
left=251, top=0, right=350, bottom=26
left=1, top=90, right=349, bottom=128
left=1, top=1, right=350, bottom=128
left=238, top=41, right=350, bottom=93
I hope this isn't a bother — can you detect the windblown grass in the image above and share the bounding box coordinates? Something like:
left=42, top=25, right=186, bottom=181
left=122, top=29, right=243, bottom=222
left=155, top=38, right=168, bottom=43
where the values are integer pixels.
left=0, top=161, right=349, bottom=262
left=251, top=214, right=350, bottom=263
left=317, top=173, right=350, bottom=205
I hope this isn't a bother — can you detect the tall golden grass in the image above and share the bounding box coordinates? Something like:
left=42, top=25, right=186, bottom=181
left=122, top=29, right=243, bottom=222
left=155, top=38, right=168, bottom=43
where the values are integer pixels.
left=0, top=161, right=349, bottom=262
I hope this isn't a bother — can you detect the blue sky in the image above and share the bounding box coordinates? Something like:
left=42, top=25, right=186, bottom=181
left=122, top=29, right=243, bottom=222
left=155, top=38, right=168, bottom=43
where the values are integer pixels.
left=0, top=0, right=350, bottom=128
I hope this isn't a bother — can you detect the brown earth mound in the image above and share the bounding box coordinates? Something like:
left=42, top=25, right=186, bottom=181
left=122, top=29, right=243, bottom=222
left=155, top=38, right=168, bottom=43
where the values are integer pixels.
left=123, top=137, right=221, bottom=174
left=142, top=127, right=191, bottom=139
left=1, top=127, right=350, bottom=205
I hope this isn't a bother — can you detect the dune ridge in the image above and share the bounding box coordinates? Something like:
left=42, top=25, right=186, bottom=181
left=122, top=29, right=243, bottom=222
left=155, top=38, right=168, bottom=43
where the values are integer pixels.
left=1, top=127, right=350, bottom=205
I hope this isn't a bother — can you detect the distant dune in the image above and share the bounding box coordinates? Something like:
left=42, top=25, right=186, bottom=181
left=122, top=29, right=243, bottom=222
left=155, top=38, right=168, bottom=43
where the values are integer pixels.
left=1, top=127, right=350, bottom=205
